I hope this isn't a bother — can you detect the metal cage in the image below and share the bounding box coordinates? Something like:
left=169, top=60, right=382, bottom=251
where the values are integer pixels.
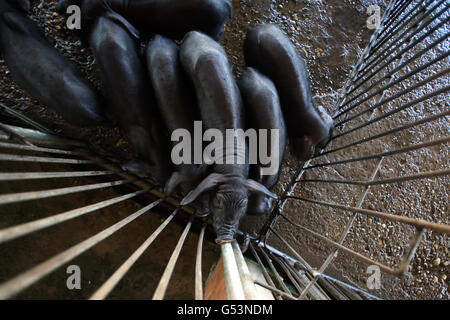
left=0, top=0, right=449, bottom=300
left=249, top=0, right=449, bottom=300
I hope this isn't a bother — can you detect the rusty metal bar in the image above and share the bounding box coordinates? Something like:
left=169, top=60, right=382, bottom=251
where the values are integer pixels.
left=361, top=0, right=433, bottom=67
left=310, top=137, right=449, bottom=170
left=347, top=13, right=450, bottom=96
left=353, top=0, right=443, bottom=85
left=269, top=254, right=302, bottom=298
left=298, top=168, right=450, bottom=186
left=298, top=158, right=384, bottom=299
left=286, top=197, right=450, bottom=234
left=332, top=85, right=449, bottom=140
left=336, top=49, right=449, bottom=119
left=336, top=65, right=450, bottom=124
left=270, top=222, right=423, bottom=278
left=316, top=110, right=450, bottom=159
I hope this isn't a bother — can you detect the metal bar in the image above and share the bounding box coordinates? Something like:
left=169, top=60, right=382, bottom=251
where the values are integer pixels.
left=0, top=141, right=83, bottom=156
left=0, top=171, right=115, bottom=181
left=310, top=137, right=450, bottom=169
left=90, top=208, right=179, bottom=300
left=231, top=241, right=258, bottom=300
left=195, top=223, right=206, bottom=300
left=336, top=40, right=449, bottom=117
left=348, top=13, right=450, bottom=96
left=286, top=197, right=450, bottom=234
left=333, top=85, right=449, bottom=140
left=336, top=64, right=450, bottom=124
left=258, top=161, right=309, bottom=242
left=380, top=0, right=412, bottom=31
left=298, top=168, right=450, bottom=186
left=0, top=179, right=134, bottom=206
left=152, top=217, right=193, bottom=300
left=355, top=0, right=442, bottom=83
left=312, top=276, right=348, bottom=300
left=248, top=242, right=282, bottom=300
left=270, top=223, right=397, bottom=275
left=0, top=198, right=164, bottom=299
left=0, top=189, right=151, bottom=244
left=298, top=158, right=384, bottom=299
left=0, top=102, right=53, bottom=134
left=268, top=228, right=319, bottom=278
left=245, top=233, right=383, bottom=300
left=270, top=254, right=302, bottom=298
left=221, top=242, right=246, bottom=300
left=85, top=154, right=196, bottom=216
left=253, top=280, right=296, bottom=300
left=0, top=124, right=86, bottom=148
left=0, top=153, right=99, bottom=164
left=317, top=110, right=450, bottom=159
left=397, top=228, right=425, bottom=273
left=364, top=0, right=433, bottom=64
left=258, top=246, right=291, bottom=295
left=337, top=0, right=393, bottom=109
left=336, top=4, right=447, bottom=129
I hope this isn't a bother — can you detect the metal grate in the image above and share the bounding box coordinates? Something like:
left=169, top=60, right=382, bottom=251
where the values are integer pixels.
left=250, top=0, right=449, bottom=300
left=0, top=0, right=448, bottom=300
left=0, top=123, right=222, bottom=300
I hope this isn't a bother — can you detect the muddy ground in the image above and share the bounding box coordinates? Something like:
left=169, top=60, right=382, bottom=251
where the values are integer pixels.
left=0, top=0, right=448, bottom=299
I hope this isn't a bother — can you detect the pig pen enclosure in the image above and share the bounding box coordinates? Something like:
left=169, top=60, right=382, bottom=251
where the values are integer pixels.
left=0, top=0, right=449, bottom=300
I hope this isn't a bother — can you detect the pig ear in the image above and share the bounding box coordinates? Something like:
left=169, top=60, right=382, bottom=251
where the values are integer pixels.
left=180, top=173, right=225, bottom=206
left=245, top=179, right=278, bottom=199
